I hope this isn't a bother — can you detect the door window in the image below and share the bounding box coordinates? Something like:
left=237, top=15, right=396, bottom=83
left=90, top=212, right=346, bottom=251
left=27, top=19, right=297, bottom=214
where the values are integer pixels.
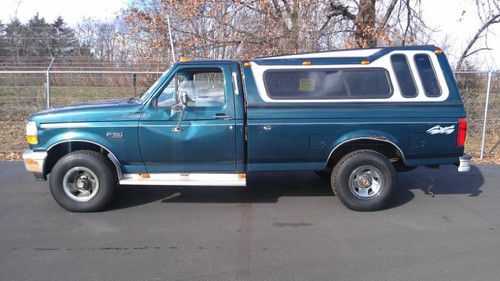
left=157, top=68, right=225, bottom=107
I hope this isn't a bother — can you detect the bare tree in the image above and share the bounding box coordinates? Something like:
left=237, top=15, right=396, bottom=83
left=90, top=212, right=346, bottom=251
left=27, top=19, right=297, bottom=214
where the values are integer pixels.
left=122, top=0, right=432, bottom=60
left=456, top=0, right=500, bottom=70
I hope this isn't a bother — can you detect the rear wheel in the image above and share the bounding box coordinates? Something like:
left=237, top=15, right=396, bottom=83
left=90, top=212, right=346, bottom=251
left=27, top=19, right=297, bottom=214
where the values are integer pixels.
left=331, top=150, right=396, bottom=211
left=49, top=150, right=117, bottom=212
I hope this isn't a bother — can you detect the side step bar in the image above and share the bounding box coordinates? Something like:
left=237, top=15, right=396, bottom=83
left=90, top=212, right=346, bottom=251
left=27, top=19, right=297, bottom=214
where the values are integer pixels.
left=119, top=173, right=247, bottom=187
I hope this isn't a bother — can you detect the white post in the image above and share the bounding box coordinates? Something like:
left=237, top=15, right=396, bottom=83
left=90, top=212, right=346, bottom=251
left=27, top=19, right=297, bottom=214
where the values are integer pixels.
left=167, top=15, right=176, bottom=64
left=46, top=57, right=55, bottom=109
left=480, top=71, right=492, bottom=160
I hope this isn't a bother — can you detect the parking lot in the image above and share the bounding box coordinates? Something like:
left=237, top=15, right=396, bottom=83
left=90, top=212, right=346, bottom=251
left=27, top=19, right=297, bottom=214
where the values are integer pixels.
left=1, top=161, right=499, bottom=281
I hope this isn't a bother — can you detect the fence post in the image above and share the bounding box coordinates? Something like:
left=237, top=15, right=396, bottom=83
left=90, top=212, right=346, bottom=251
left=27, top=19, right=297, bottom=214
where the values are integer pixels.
left=46, top=58, right=55, bottom=109
left=133, top=73, right=137, bottom=96
left=480, top=71, right=492, bottom=160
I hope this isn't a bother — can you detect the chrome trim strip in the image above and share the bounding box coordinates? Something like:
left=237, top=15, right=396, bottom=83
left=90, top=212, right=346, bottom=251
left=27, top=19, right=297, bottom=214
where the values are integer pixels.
left=232, top=72, right=240, bottom=95
left=41, top=121, right=455, bottom=129
left=40, top=123, right=136, bottom=129
left=250, top=121, right=456, bottom=126
left=119, top=173, right=246, bottom=186
left=141, top=123, right=233, bottom=127
left=326, top=137, right=406, bottom=164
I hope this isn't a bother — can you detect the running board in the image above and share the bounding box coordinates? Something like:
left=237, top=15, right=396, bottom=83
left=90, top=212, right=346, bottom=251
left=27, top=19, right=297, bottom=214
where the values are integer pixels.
left=119, top=173, right=247, bottom=187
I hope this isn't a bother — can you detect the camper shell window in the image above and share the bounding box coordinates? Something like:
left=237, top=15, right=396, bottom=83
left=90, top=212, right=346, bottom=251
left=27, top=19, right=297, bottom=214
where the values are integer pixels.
left=263, top=68, right=393, bottom=100
left=414, top=54, right=441, bottom=97
left=390, top=54, right=418, bottom=98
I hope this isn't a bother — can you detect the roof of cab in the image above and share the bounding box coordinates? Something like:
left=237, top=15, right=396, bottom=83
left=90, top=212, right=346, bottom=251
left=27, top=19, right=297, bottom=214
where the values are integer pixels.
left=176, top=59, right=237, bottom=65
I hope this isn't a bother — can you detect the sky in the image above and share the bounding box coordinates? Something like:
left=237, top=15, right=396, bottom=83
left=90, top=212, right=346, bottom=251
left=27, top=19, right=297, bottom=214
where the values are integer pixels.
left=0, top=0, right=498, bottom=70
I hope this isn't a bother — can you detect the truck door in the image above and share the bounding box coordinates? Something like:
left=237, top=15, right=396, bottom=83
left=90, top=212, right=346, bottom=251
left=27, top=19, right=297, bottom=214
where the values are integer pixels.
left=139, top=64, right=236, bottom=172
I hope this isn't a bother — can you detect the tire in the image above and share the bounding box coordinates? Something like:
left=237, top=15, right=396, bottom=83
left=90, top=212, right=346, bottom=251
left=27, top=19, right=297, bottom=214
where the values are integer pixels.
left=49, top=150, right=117, bottom=212
left=315, top=169, right=332, bottom=181
left=331, top=150, right=396, bottom=211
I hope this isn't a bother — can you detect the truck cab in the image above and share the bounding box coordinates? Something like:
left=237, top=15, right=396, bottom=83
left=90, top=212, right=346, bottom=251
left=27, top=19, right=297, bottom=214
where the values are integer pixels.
left=23, top=45, right=470, bottom=212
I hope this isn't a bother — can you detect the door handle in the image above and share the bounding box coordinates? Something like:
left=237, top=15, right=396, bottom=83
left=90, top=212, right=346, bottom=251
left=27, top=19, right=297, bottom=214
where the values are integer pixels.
left=214, top=113, right=231, bottom=119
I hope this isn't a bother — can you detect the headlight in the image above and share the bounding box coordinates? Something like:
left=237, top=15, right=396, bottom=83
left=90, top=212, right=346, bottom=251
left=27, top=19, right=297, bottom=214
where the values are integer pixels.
left=26, top=121, right=38, bottom=144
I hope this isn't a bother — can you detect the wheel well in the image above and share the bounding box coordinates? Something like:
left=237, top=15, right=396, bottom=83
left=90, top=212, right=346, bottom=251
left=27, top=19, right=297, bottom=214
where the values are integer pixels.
left=44, top=141, right=120, bottom=177
left=326, top=139, right=408, bottom=171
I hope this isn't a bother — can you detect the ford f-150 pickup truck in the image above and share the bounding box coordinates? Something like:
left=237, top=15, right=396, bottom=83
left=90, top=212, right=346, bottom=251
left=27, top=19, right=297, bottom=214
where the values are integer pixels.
left=22, top=45, right=471, bottom=212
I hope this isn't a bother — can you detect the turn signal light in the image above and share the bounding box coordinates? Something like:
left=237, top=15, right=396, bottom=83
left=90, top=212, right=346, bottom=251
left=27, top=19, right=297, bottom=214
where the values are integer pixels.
left=302, top=60, right=311, bottom=65
left=179, top=57, right=192, bottom=62
left=457, top=118, right=467, bottom=147
left=434, top=49, right=444, bottom=55
left=361, top=60, right=370, bottom=65
left=26, top=135, right=38, bottom=144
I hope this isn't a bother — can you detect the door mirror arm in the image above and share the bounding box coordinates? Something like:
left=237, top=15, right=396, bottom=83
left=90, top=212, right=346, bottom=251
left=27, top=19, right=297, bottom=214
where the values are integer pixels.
left=172, top=104, right=186, bottom=132
left=171, top=90, right=189, bottom=132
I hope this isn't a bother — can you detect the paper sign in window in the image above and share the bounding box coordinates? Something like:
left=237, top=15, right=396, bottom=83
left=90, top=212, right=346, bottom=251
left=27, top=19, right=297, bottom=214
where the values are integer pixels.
left=299, top=79, right=315, bottom=92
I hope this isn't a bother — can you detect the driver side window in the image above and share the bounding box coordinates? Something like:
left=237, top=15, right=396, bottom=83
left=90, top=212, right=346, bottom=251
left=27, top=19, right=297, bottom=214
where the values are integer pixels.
left=157, top=68, right=225, bottom=108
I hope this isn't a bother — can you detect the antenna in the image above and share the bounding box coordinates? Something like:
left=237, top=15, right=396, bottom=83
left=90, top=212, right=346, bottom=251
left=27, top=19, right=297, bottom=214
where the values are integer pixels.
left=167, top=14, right=176, bottom=64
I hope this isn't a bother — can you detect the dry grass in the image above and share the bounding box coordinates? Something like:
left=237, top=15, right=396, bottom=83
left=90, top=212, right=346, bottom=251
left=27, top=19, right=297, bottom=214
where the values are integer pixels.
left=0, top=85, right=139, bottom=161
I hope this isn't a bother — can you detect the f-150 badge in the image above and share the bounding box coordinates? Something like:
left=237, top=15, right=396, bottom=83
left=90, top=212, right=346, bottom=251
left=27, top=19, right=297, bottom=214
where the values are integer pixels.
left=426, top=125, right=455, bottom=135
left=106, top=132, right=124, bottom=139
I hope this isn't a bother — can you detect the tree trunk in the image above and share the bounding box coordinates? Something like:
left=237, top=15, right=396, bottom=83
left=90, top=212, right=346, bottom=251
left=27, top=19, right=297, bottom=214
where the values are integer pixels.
left=355, top=0, right=377, bottom=47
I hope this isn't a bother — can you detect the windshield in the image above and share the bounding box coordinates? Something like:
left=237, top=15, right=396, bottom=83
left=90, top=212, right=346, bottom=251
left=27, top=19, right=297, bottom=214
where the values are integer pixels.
left=137, top=68, right=172, bottom=102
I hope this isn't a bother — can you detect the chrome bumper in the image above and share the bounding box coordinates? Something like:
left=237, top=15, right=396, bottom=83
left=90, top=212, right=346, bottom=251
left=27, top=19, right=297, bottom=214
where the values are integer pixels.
left=22, top=149, right=47, bottom=174
left=458, top=154, right=471, bottom=172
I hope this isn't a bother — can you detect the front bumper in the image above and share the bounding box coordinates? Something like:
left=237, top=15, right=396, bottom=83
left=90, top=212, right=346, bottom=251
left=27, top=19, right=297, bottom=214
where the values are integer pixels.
left=458, top=154, right=471, bottom=172
left=22, top=149, right=47, bottom=174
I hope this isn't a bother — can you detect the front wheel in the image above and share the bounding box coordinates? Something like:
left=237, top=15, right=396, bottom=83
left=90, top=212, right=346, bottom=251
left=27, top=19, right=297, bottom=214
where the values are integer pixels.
left=49, top=150, right=117, bottom=212
left=331, top=150, right=396, bottom=211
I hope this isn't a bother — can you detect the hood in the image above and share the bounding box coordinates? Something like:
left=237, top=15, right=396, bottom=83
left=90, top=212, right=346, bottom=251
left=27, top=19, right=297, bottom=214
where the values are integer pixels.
left=29, top=98, right=143, bottom=124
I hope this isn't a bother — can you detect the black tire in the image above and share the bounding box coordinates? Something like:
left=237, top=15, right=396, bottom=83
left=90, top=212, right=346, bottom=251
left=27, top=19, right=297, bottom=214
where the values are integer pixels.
left=314, top=169, right=332, bottom=181
left=49, top=150, right=117, bottom=212
left=331, top=150, right=396, bottom=211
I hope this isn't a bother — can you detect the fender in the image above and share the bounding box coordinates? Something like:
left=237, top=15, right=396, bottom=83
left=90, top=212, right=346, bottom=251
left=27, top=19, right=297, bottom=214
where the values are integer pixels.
left=326, top=130, right=406, bottom=164
left=44, top=131, right=123, bottom=179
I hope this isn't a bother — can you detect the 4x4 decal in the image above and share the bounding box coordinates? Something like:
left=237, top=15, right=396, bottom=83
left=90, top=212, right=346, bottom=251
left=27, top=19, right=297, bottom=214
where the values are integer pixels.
left=426, top=125, right=455, bottom=135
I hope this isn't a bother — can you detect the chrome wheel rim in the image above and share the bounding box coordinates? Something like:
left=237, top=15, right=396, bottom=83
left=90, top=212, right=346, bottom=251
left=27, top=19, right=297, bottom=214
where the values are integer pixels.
left=348, top=165, right=384, bottom=199
left=62, top=167, right=99, bottom=202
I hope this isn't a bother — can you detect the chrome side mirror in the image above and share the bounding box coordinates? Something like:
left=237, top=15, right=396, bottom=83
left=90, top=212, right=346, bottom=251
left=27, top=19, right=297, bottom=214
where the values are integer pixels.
left=172, top=91, right=188, bottom=132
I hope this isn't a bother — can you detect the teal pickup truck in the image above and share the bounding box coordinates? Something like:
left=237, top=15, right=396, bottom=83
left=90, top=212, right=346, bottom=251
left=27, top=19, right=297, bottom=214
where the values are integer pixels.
left=23, top=45, right=471, bottom=212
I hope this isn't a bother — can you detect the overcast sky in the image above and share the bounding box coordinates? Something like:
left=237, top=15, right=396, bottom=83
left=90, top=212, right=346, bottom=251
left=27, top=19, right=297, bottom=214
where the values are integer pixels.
left=0, top=0, right=498, bottom=70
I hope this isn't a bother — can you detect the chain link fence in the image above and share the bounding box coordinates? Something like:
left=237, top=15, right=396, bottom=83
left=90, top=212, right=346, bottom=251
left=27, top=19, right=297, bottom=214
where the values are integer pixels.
left=0, top=69, right=498, bottom=162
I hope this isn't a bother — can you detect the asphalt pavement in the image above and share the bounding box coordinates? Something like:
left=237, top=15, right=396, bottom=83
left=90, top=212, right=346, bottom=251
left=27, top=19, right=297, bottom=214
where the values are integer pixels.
left=0, top=161, right=499, bottom=281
